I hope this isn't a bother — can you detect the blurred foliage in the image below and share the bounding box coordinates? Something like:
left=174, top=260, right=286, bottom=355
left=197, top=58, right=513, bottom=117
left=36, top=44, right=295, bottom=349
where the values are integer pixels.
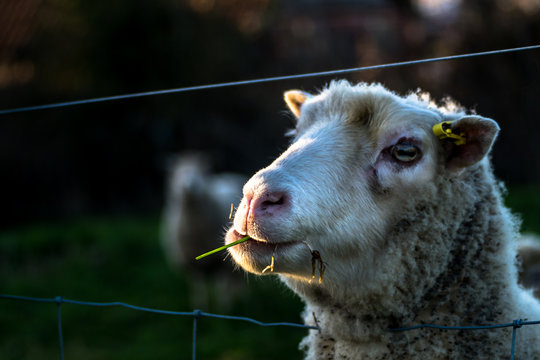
left=0, top=215, right=305, bottom=360
left=1, top=0, right=540, bottom=227
left=1, top=184, right=540, bottom=359
left=506, top=185, right=540, bottom=234
left=1, top=1, right=540, bottom=357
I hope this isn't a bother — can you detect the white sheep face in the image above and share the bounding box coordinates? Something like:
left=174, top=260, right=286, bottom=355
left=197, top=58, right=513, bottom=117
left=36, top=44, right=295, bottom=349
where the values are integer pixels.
left=225, top=81, right=498, bottom=292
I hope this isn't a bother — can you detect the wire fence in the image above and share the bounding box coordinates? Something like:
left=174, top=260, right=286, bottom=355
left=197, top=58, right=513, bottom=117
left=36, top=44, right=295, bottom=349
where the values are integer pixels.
left=0, top=44, right=539, bottom=115
left=2, top=44, right=540, bottom=359
left=0, top=294, right=317, bottom=360
left=1, top=293, right=538, bottom=360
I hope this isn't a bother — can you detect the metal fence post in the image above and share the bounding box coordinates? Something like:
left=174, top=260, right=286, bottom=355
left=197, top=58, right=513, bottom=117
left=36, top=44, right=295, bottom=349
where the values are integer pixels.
left=56, top=296, right=65, bottom=360
left=192, top=310, right=201, bottom=360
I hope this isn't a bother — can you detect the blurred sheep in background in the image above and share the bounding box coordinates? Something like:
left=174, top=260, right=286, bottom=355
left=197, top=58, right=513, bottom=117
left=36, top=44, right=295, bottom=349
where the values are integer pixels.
left=518, top=235, right=540, bottom=298
left=161, top=152, right=248, bottom=309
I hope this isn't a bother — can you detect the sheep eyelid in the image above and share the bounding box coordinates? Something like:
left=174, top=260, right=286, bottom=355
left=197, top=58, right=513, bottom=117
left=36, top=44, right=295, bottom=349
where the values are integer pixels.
left=285, top=129, right=298, bottom=137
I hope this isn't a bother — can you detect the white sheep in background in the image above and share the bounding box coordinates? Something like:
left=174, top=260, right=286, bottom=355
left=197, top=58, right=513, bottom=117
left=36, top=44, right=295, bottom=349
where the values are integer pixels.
left=518, top=235, right=540, bottom=299
left=161, top=153, right=247, bottom=309
left=225, top=81, right=540, bottom=359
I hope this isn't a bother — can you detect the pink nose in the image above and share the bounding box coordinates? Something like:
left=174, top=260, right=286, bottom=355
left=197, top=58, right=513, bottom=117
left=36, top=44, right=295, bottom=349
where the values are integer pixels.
left=250, top=191, right=289, bottom=218
left=237, top=190, right=290, bottom=234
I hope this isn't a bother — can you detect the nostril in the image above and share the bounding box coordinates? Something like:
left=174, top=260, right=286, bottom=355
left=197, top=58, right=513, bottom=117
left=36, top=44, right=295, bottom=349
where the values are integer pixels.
left=261, top=193, right=286, bottom=209
left=251, top=191, right=289, bottom=216
left=262, top=198, right=283, bottom=207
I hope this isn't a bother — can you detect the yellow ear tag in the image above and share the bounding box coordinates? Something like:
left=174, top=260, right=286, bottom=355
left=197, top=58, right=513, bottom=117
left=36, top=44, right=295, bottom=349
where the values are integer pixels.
left=432, top=121, right=466, bottom=145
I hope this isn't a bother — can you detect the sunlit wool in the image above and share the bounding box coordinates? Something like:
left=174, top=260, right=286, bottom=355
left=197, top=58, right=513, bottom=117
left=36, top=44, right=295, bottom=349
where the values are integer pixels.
left=226, top=81, right=540, bottom=359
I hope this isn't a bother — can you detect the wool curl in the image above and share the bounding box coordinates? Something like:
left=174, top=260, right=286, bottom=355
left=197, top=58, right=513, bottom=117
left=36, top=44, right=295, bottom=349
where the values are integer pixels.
left=230, top=81, right=540, bottom=359
left=296, top=82, right=540, bottom=359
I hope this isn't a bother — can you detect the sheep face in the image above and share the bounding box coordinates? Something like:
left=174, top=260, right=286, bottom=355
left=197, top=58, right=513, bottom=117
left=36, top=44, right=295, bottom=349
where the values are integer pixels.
left=225, top=81, right=498, bottom=293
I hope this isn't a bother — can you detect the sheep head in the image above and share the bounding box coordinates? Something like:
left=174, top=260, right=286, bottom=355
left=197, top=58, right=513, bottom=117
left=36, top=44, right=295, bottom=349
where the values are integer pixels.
left=225, top=81, right=499, bottom=300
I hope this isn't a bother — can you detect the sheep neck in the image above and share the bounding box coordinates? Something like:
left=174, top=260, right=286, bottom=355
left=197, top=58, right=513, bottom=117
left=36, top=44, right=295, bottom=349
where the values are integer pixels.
left=297, top=162, right=521, bottom=356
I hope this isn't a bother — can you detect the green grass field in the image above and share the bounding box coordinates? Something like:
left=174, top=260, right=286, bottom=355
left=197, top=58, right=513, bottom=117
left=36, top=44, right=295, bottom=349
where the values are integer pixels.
left=1, top=185, right=540, bottom=359
left=0, top=217, right=305, bottom=360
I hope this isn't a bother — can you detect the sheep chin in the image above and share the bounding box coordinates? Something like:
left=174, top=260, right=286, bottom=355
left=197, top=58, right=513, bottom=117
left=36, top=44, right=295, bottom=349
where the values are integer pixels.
left=225, top=229, right=312, bottom=276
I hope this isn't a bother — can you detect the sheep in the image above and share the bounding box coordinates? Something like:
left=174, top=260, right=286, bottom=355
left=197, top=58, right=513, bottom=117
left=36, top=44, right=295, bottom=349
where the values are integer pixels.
left=518, top=235, right=540, bottom=299
left=161, top=152, right=247, bottom=309
left=224, top=81, right=540, bottom=359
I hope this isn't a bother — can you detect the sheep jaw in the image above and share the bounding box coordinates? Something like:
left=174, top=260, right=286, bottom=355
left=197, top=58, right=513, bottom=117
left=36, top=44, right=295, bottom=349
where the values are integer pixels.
left=225, top=229, right=314, bottom=277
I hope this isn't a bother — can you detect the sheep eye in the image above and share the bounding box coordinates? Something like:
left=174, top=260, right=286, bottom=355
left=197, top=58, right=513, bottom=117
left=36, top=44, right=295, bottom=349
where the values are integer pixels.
left=391, top=143, right=419, bottom=162
left=285, top=128, right=298, bottom=137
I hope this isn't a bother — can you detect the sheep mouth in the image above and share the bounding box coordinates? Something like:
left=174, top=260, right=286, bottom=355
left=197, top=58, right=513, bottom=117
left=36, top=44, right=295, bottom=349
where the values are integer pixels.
left=227, top=229, right=326, bottom=282
left=228, top=230, right=300, bottom=258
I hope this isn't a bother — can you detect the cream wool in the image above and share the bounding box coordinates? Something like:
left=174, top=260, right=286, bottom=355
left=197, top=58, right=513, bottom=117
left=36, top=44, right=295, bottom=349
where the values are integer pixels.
left=225, top=81, right=540, bottom=359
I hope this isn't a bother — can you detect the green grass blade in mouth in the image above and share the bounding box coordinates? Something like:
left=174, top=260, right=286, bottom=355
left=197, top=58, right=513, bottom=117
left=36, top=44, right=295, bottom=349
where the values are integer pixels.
left=195, top=236, right=251, bottom=260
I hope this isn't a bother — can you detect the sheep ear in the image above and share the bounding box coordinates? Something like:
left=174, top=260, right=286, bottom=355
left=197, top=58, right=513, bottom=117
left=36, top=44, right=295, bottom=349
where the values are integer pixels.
left=284, top=90, right=311, bottom=118
left=441, top=116, right=500, bottom=171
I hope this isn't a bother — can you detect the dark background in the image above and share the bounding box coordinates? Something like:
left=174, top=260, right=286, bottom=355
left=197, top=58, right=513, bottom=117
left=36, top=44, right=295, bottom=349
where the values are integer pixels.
left=1, top=0, right=540, bottom=227
left=2, top=1, right=540, bottom=359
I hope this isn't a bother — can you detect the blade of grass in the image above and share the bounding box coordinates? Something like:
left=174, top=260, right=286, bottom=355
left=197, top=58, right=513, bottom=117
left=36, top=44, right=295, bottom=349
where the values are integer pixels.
left=195, top=236, right=251, bottom=260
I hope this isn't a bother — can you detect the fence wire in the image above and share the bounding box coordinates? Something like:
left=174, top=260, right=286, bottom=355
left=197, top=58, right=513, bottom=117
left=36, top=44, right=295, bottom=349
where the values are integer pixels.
left=0, top=44, right=539, bottom=115
left=1, top=294, right=538, bottom=360
left=0, top=294, right=317, bottom=360
left=2, top=44, right=540, bottom=359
